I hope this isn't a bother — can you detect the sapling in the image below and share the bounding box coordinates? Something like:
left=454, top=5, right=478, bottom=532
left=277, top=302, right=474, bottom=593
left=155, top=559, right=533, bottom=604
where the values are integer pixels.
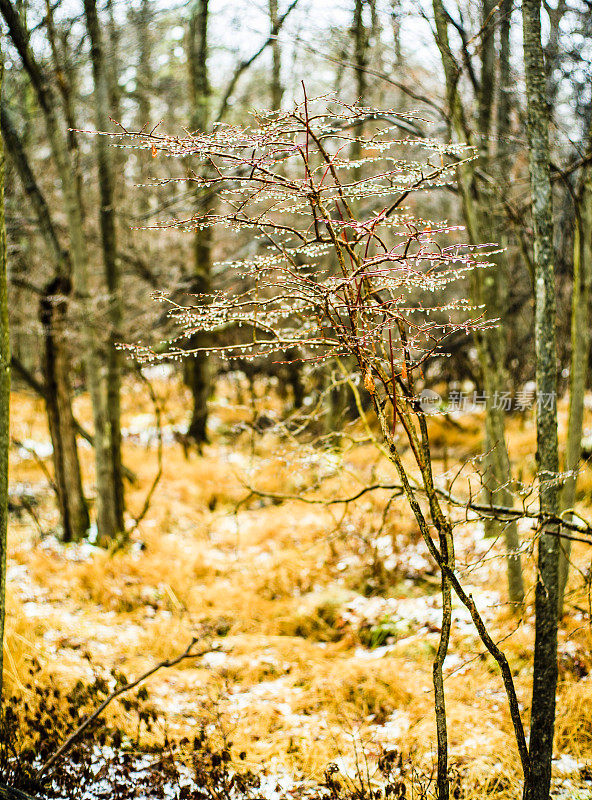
left=105, top=94, right=532, bottom=798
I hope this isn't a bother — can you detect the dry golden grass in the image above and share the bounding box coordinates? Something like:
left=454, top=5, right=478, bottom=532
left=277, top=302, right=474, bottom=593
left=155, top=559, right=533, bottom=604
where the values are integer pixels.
left=5, top=376, right=592, bottom=796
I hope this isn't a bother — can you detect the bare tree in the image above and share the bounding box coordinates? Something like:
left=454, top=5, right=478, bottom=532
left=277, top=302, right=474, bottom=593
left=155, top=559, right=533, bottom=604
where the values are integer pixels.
left=431, top=0, right=524, bottom=604
left=0, top=0, right=120, bottom=542
left=1, top=105, right=89, bottom=542
left=117, top=98, right=533, bottom=798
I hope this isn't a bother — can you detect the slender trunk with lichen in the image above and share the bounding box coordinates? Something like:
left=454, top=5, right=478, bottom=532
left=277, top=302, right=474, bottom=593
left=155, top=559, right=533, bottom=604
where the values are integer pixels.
left=84, top=0, right=125, bottom=538
left=557, top=119, right=592, bottom=616
left=433, top=534, right=453, bottom=800
left=185, top=0, right=211, bottom=445
left=0, top=40, right=8, bottom=700
left=522, top=1, right=560, bottom=797
left=431, top=0, right=523, bottom=605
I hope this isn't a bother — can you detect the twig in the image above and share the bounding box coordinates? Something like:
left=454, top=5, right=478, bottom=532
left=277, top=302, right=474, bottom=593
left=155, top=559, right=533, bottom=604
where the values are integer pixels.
left=216, top=0, right=300, bottom=121
left=0, top=783, right=39, bottom=800
left=11, top=437, right=58, bottom=497
left=125, top=367, right=164, bottom=537
left=36, top=638, right=210, bottom=778
left=241, top=480, right=592, bottom=544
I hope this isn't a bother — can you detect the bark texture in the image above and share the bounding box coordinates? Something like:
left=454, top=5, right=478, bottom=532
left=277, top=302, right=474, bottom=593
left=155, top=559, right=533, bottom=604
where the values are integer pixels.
left=522, top=1, right=560, bottom=796
left=84, top=0, right=125, bottom=537
left=558, top=118, right=592, bottom=615
left=269, top=0, right=282, bottom=109
left=186, top=0, right=212, bottom=445
left=39, top=279, right=89, bottom=541
left=0, top=41, right=8, bottom=700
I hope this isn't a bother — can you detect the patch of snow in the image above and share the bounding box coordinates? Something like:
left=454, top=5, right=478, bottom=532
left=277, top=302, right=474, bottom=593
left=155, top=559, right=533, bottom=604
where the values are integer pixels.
left=553, top=753, right=584, bottom=775
left=16, top=438, right=53, bottom=459
left=141, top=364, right=174, bottom=380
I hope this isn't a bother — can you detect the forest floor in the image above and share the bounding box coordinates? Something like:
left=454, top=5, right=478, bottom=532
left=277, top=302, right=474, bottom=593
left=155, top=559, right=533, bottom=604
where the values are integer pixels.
left=5, top=371, right=592, bottom=799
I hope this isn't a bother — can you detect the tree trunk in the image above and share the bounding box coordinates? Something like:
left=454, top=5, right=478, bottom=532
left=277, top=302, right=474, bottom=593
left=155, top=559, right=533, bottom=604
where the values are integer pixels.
left=0, top=40, right=9, bottom=702
left=350, top=0, right=367, bottom=172
left=1, top=104, right=89, bottom=542
left=431, top=0, right=524, bottom=605
left=105, top=0, right=126, bottom=192
left=39, top=279, right=89, bottom=542
left=133, top=0, right=153, bottom=216
left=185, top=0, right=211, bottom=446
left=0, top=0, right=119, bottom=543
left=84, top=0, right=125, bottom=537
left=269, top=0, right=282, bottom=109
left=44, top=0, right=86, bottom=223
left=136, top=0, right=153, bottom=128
left=558, top=119, right=592, bottom=615
left=522, top=0, right=560, bottom=796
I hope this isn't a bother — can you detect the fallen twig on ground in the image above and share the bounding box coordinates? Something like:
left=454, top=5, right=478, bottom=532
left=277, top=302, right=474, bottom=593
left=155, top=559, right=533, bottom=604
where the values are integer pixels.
left=36, top=638, right=213, bottom=779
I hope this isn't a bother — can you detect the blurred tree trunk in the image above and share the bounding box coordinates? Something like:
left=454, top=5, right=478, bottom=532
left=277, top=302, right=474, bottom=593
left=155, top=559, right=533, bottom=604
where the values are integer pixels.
left=390, top=0, right=401, bottom=64
left=1, top=104, right=89, bottom=542
left=39, top=280, right=89, bottom=542
left=558, top=118, right=592, bottom=615
left=106, top=0, right=122, bottom=121
left=134, top=0, right=153, bottom=216
left=522, top=0, right=560, bottom=796
left=185, top=0, right=211, bottom=446
left=44, top=0, right=85, bottom=222
left=0, top=0, right=119, bottom=542
left=0, top=39, right=8, bottom=701
left=269, top=0, right=282, bottom=109
left=351, top=0, right=367, bottom=166
left=84, top=0, right=125, bottom=537
left=105, top=0, right=126, bottom=194
left=431, top=0, right=524, bottom=604
left=327, top=0, right=368, bottom=431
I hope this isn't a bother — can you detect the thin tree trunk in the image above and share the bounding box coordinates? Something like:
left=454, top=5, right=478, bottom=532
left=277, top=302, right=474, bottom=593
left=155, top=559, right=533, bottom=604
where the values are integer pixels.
left=44, top=0, right=85, bottom=223
left=135, top=0, right=153, bottom=129
left=431, top=0, right=524, bottom=604
left=105, top=0, right=126, bottom=194
left=433, top=534, right=453, bottom=800
left=351, top=0, right=367, bottom=170
left=0, top=40, right=9, bottom=701
left=84, top=0, right=125, bottom=537
left=558, top=119, right=592, bottom=615
left=185, top=0, right=211, bottom=446
left=133, top=0, right=153, bottom=217
left=39, top=279, right=89, bottom=542
left=0, top=0, right=119, bottom=542
left=522, top=1, right=560, bottom=796
left=269, top=0, right=282, bottom=109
